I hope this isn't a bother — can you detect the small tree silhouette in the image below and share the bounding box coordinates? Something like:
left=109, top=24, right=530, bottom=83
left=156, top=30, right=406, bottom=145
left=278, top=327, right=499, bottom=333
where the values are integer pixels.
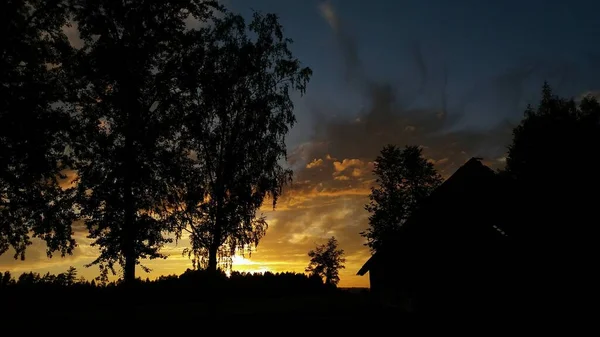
left=361, top=145, right=442, bottom=253
left=305, top=237, right=346, bottom=286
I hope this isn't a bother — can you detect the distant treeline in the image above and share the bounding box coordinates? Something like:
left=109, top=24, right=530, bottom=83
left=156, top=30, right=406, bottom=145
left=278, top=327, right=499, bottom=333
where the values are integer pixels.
left=0, top=267, right=338, bottom=306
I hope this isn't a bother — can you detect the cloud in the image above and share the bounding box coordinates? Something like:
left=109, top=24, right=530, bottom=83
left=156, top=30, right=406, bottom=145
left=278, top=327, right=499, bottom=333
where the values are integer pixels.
left=317, top=0, right=364, bottom=85
left=306, top=158, right=324, bottom=169
left=306, top=1, right=515, bottom=180
left=332, top=158, right=364, bottom=173
left=579, top=90, right=600, bottom=101
left=435, top=158, right=449, bottom=165
left=249, top=191, right=371, bottom=282
left=318, top=1, right=339, bottom=32
left=62, top=22, right=83, bottom=49
left=0, top=227, right=97, bottom=275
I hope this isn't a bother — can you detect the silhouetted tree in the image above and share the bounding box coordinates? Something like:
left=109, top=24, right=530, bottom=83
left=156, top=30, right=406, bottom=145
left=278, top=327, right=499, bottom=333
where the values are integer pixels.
left=306, top=236, right=345, bottom=286
left=1, top=271, right=13, bottom=287
left=504, top=82, right=600, bottom=238
left=361, top=145, right=442, bottom=252
left=503, top=82, right=600, bottom=310
left=170, top=11, right=312, bottom=273
left=68, top=0, right=222, bottom=283
left=57, top=266, right=78, bottom=286
left=0, top=0, right=77, bottom=260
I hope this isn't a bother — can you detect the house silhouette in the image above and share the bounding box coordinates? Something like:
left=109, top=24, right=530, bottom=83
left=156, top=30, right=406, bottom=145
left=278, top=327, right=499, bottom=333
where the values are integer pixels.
left=357, top=157, right=514, bottom=312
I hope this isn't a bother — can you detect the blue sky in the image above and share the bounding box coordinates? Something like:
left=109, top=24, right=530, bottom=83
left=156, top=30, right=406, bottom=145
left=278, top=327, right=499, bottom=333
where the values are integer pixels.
left=228, top=0, right=600, bottom=146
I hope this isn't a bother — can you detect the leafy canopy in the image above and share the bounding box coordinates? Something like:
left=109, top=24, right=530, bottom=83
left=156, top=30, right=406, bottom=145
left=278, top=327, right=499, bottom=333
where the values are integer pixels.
left=0, top=0, right=77, bottom=260
left=306, top=236, right=346, bottom=286
left=361, top=145, right=442, bottom=252
left=169, top=10, right=312, bottom=272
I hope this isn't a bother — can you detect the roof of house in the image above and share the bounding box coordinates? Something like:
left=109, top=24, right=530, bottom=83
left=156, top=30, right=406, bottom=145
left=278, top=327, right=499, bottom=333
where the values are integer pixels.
left=357, top=255, right=376, bottom=276
left=357, top=157, right=508, bottom=276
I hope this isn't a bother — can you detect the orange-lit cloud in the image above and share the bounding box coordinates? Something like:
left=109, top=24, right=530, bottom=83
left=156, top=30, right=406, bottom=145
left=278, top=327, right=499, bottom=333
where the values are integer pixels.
left=333, top=158, right=363, bottom=173
left=306, top=158, right=324, bottom=169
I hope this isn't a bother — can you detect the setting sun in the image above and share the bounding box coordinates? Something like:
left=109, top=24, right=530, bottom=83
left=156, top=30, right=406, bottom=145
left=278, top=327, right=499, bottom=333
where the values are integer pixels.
left=229, top=256, right=271, bottom=276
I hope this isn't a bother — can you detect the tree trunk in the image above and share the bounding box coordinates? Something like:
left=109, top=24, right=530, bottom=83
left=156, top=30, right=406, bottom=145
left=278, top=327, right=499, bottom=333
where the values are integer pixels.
left=207, top=192, right=224, bottom=274
left=122, top=75, right=138, bottom=285
left=123, top=131, right=136, bottom=285
left=207, top=241, right=219, bottom=274
left=207, top=218, right=222, bottom=274
left=124, top=251, right=136, bottom=284
left=123, top=193, right=135, bottom=283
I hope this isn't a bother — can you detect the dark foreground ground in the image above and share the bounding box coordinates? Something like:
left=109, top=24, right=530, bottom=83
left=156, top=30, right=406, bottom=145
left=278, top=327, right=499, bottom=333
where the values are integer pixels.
left=2, top=289, right=411, bottom=326
left=0, top=292, right=420, bottom=330
left=3, top=287, right=547, bottom=332
left=1, top=271, right=416, bottom=327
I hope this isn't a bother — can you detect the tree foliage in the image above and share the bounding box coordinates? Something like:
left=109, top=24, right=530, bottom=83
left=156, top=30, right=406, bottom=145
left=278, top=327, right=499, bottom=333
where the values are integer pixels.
left=505, top=83, right=599, bottom=180
left=502, top=82, right=600, bottom=309
left=504, top=83, right=600, bottom=238
left=0, top=0, right=77, bottom=259
left=169, top=11, right=312, bottom=272
left=305, top=236, right=345, bottom=286
left=68, top=0, right=222, bottom=282
left=361, top=145, right=442, bottom=252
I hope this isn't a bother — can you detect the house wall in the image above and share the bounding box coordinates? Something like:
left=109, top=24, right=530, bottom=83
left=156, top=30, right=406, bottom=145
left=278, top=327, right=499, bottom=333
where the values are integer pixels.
left=368, top=256, right=412, bottom=308
left=368, top=262, right=385, bottom=295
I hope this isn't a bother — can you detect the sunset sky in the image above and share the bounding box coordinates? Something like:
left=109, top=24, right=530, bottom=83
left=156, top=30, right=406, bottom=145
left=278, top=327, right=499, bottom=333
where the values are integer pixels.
left=2, top=0, right=599, bottom=287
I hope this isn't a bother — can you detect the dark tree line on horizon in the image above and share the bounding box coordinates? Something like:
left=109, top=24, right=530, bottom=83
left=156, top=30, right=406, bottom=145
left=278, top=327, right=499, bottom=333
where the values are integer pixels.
left=0, top=266, right=344, bottom=311
left=1, top=0, right=311, bottom=284
left=0, top=266, right=326, bottom=291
